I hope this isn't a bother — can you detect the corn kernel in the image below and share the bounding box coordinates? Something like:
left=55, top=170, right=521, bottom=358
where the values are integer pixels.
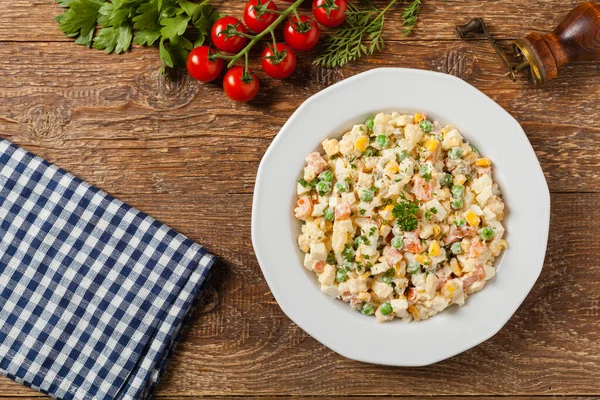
left=450, top=258, right=462, bottom=276
left=475, top=158, right=491, bottom=167
left=425, top=137, right=439, bottom=152
left=384, top=160, right=399, bottom=176
left=442, top=280, right=460, bottom=298
left=453, top=175, right=467, bottom=185
left=380, top=204, right=394, bottom=220
left=408, top=305, right=420, bottom=320
left=465, top=210, right=481, bottom=227
left=500, top=239, right=508, bottom=249
left=355, top=136, right=369, bottom=153
left=358, top=292, right=370, bottom=301
left=432, top=224, right=441, bottom=237
left=429, top=241, right=440, bottom=257
left=415, top=254, right=431, bottom=265
left=413, top=113, right=423, bottom=124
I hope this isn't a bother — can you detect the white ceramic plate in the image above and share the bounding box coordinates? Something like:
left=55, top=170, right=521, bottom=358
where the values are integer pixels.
left=251, top=68, right=550, bottom=366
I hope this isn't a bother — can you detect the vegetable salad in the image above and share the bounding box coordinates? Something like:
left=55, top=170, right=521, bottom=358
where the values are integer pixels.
left=294, top=112, right=507, bottom=322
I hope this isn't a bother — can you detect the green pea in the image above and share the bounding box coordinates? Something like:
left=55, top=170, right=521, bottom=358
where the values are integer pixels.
left=335, top=180, right=349, bottom=193
left=479, top=226, right=494, bottom=241
left=397, top=150, right=408, bottom=163
left=319, top=170, right=333, bottom=182
left=391, top=236, right=404, bottom=249
left=361, top=302, right=375, bottom=315
left=363, top=146, right=377, bottom=157
left=448, top=147, right=464, bottom=160
left=365, top=118, right=375, bottom=130
left=335, top=268, right=348, bottom=283
left=450, top=242, right=463, bottom=255
left=454, top=219, right=466, bottom=228
left=316, top=181, right=332, bottom=196
left=407, top=260, right=420, bottom=274
left=379, top=302, right=393, bottom=316
left=451, top=185, right=464, bottom=198
left=382, top=268, right=395, bottom=285
left=419, top=120, right=433, bottom=133
left=323, top=207, right=334, bottom=221
left=326, top=253, right=336, bottom=264
left=451, top=199, right=464, bottom=209
left=440, top=173, right=453, bottom=187
left=342, top=245, right=355, bottom=261
left=376, top=135, right=389, bottom=148
left=360, top=188, right=374, bottom=202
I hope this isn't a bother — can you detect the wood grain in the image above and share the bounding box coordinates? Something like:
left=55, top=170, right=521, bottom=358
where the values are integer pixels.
left=0, top=0, right=590, bottom=42
left=0, top=193, right=596, bottom=398
left=0, top=0, right=599, bottom=398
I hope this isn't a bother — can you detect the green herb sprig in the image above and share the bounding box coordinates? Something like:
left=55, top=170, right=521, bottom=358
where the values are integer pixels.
left=392, top=200, right=419, bottom=232
left=314, top=0, right=422, bottom=69
left=54, top=0, right=219, bottom=71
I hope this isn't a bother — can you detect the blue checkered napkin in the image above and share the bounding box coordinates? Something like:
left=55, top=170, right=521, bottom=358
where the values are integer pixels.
left=0, top=140, right=215, bottom=400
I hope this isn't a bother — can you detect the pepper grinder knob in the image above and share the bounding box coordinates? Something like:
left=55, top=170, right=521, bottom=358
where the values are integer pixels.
left=514, top=1, right=600, bottom=85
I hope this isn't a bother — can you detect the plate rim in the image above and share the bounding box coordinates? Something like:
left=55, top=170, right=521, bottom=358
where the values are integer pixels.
left=251, top=67, right=550, bottom=366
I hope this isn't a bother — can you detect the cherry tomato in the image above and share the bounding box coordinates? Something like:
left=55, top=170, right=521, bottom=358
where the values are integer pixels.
left=261, top=43, right=297, bottom=79
left=223, top=66, right=260, bottom=102
left=283, top=16, right=320, bottom=51
left=244, top=0, right=279, bottom=33
left=312, top=0, right=347, bottom=28
left=211, top=16, right=249, bottom=53
left=186, top=46, right=224, bottom=82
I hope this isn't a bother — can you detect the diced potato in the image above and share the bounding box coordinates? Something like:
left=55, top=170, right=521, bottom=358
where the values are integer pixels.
left=471, top=174, right=492, bottom=194
left=441, top=129, right=462, bottom=149
left=322, top=138, right=339, bottom=156
left=321, top=284, right=340, bottom=298
left=476, top=185, right=493, bottom=204
left=372, top=280, right=394, bottom=299
left=331, top=230, right=347, bottom=254
left=318, top=264, right=336, bottom=286
left=404, top=124, right=423, bottom=150
left=297, top=182, right=311, bottom=195
left=371, top=261, right=390, bottom=275
left=392, top=114, right=413, bottom=127
left=310, top=242, right=327, bottom=260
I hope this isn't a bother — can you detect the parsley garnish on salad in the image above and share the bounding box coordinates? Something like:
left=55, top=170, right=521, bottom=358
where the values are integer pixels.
left=392, top=201, right=419, bottom=232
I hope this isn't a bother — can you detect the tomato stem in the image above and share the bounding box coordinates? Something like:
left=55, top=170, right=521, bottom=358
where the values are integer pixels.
left=217, top=0, right=305, bottom=69
left=270, top=30, right=277, bottom=47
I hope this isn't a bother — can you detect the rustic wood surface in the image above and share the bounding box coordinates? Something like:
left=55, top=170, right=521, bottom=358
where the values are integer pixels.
left=0, top=0, right=599, bottom=398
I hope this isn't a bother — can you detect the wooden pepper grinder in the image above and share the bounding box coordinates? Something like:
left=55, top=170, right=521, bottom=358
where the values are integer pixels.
left=457, top=1, right=600, bottom=85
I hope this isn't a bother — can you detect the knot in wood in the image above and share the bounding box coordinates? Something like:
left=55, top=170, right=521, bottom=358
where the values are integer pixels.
left=198, top=283, right=219, bottom=314
left=24, top=104, right=70, bottom=142
left=137, top=68, right=199, bottom=110
left=435, top=47, right=475, bottom=80
left=313, top=66, right=345, bottom=87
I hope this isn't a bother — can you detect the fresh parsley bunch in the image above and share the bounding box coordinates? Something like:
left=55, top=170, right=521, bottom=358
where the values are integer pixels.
left=54, top=0, right=219, bottom=71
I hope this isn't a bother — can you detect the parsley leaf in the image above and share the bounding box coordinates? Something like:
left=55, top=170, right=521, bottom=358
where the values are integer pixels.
left=55, top=0, right=217, bottom=71
left=56, top=0, right=104, bottom=47
left=392, top=201, right=419, bottom=232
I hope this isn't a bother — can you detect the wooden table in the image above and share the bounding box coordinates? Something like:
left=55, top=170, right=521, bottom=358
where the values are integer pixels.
left=1, top=0, right=599, bottom=398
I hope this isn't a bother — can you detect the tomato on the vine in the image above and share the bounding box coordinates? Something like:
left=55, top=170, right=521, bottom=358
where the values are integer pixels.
left=312, top=0, right=347, bottom=28
left=244, top=0, right=279, bottom=33
left=186, top=46, right=223, bottom=82
left=283, top=15, right=320, bottom=51
left=223, top=66, right=260, bottom=102
left=211, top=16, right=249, bottom=53
left=261, top=43, right=296, bottom=79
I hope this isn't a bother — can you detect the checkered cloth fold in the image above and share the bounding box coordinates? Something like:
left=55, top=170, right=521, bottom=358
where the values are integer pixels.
left=0, top=140, right=215, bottom=400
